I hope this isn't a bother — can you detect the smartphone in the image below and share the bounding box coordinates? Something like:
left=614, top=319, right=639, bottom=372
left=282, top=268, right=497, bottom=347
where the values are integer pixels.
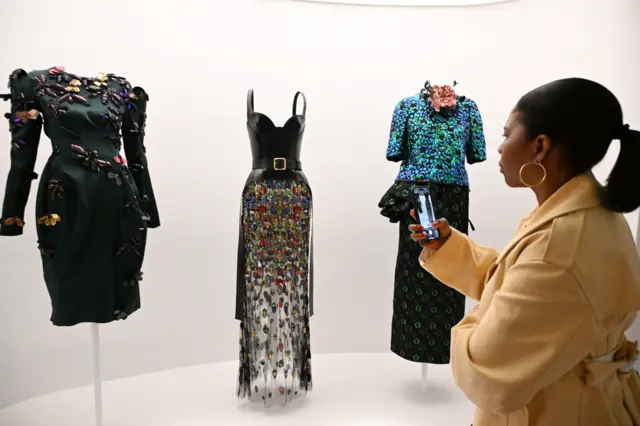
left=412, top=186, right=440, bottom=241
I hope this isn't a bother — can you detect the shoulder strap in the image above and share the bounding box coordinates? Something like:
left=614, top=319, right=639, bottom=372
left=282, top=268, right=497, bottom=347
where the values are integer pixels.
left=293, top=91, right=307, bottom=117
left=246, top=89, right=254, bottom=118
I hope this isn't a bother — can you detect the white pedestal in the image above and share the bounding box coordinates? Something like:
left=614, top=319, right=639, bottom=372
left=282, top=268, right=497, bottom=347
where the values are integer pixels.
left=0, top=353, right=474, bottom=426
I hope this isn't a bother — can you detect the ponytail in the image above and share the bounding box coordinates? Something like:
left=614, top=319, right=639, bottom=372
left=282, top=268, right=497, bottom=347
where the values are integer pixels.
left=599, top=126, right=640, bottom=213
left=515, top=78, right=638, bottom=211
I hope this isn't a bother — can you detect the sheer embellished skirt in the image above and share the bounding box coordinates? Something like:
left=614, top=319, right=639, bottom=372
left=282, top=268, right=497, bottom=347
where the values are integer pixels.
left=237, top=178, right=313, bottom=407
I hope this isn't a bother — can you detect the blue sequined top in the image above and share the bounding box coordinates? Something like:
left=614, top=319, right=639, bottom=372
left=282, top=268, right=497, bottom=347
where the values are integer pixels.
left=386, top=93, right=487, bottom=187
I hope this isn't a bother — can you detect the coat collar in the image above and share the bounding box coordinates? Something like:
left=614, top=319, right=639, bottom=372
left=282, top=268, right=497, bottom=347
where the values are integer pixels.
left=496, top=172, right=601, bottom=264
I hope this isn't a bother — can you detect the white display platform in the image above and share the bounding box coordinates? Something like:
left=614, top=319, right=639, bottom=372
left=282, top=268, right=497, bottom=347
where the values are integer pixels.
left=0, top=353, right=474, bottom=426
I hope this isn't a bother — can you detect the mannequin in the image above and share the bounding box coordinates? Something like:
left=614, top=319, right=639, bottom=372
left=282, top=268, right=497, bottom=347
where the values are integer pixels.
left=235, top=89, right=313, bottom=407
left=379, top=80, right=486, bottom=382
left=1, top=66, right=160, bottom=426
left=1, top=67, right=159, bottom=325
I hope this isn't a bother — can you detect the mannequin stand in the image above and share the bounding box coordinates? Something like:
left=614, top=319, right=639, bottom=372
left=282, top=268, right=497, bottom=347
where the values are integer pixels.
left=420, top=364, right=429, bottom=390
left=91, top=324, right=104, bottom=426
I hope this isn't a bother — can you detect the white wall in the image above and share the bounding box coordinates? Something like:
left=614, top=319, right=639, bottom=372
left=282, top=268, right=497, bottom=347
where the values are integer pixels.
left=0, top=0, right=638, bottom=409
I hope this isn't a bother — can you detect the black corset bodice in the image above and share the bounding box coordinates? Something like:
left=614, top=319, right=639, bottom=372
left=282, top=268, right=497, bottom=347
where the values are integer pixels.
left=246, top=89, right=306, bottom=171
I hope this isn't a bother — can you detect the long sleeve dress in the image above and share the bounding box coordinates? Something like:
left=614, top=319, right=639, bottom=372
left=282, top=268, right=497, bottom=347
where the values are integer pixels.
left=0, top=67, right=160, bottom=326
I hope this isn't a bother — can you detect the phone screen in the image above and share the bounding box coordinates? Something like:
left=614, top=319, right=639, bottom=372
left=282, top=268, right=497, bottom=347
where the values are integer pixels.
left=415, top=189, right=439, bottom=240
left=417, top=194, right=435, bottom=226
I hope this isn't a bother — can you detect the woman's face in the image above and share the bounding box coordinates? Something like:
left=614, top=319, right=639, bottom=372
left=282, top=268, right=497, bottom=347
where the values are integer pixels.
left=498, top=110, right=540, bottom=187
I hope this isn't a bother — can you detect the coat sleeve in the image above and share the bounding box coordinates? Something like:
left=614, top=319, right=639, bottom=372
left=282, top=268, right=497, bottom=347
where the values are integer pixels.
left=386, top=99, right=408, bottom=162
left=465, top=99, right=487, bottom=165
left=419, top=227, right=498, bottom=300
left=0, top=69, right=42, bottom=236
left=122, top=86, right=160, bottom=228
left=449, top=261, right=602, bottom=413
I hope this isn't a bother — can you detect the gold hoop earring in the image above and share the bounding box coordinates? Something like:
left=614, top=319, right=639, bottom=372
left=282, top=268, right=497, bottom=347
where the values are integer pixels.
left=519, top=160, right=547, bottom=188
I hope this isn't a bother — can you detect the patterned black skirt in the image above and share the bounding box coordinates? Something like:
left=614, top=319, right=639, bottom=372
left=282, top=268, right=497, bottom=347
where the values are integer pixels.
left=379, top=180, right=470, bottom=364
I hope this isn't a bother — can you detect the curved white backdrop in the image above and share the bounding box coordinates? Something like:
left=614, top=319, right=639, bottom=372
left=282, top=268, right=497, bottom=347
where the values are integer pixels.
left=296, top=0, right=518, bottom=7
left=0, top=0, right=639, bottom=409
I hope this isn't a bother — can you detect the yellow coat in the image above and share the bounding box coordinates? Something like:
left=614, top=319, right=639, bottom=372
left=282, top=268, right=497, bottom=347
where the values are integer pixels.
left=420, top=173, right=640, bottom=426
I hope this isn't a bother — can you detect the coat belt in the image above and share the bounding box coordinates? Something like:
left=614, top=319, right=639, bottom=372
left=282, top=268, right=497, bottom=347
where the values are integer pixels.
left=580, top=340, right=640, bottom=423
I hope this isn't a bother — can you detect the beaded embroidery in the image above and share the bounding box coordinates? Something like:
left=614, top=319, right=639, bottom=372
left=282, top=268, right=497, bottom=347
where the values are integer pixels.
left=237, top=179, right=313, bottom=406
left=386, top=93, right=487, bottom=186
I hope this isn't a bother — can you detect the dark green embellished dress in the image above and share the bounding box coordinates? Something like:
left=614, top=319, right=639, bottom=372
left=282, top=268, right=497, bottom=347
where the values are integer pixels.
left=0, top=67, right=160, bottom=327
left=379, top=89, right=486, bottom=364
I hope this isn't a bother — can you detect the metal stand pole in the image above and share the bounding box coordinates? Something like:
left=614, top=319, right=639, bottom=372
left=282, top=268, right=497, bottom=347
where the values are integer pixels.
left=420, top=363, right=428, bottom=390
left=91, top=324, right=104, bottom=426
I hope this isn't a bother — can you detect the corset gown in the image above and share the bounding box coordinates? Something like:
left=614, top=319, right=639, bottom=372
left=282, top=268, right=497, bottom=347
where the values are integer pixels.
left=0, top=67, right=160, bottom=326
left=236, top=89, right=313, bottom=406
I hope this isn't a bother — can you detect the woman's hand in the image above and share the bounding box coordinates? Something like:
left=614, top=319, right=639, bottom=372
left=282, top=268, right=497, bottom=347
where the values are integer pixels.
left=408, top=210, right=452, bottom=249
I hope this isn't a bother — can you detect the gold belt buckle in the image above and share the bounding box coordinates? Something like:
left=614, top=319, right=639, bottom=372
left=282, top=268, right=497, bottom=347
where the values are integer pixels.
left=273, top=158, right=286, bottom=171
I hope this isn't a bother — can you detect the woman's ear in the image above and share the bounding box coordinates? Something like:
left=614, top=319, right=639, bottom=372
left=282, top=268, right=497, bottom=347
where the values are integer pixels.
left=535, top=135, right=552, bottom=162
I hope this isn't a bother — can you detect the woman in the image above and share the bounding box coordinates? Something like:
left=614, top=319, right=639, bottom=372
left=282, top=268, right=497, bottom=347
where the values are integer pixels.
left=410, top=78, right=640, bottom=426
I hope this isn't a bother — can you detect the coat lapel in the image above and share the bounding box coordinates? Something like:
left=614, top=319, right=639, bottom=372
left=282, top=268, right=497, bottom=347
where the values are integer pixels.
left=494, top=173, right=601, bottom=265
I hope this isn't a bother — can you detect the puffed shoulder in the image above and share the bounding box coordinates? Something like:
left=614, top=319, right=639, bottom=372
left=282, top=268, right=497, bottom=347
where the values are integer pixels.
left=394, top=98, right=407, bottom=108
left=7, top=68, right=38, bottom=99
left=458, top=96, right=479, bottom=109
left=131, top=86, right=149, bottom=102
left=8, top=69, right=31, bottom=91
left=401, top=95, right=420, bottom=107
left=9, top=68, right=28, bottom=82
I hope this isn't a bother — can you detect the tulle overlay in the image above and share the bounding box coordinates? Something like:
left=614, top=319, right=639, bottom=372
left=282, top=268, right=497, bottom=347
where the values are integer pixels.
left=237, top=179, right=313, bottom=406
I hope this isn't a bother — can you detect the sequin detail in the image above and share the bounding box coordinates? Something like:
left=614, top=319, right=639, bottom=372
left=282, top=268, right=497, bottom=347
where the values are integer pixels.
left=3, top=216, right=24, bottom=227
left=37, top=214, right=61, bottom=226
left=237, top=179, right=312, bottom=407
left=1, top=67, right=159, bottom=326
left=386, top=93, right=487, bottom=186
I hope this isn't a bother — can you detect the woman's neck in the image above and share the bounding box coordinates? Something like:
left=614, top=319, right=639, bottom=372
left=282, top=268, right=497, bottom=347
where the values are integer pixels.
left=532, top=173, right=574, bottom=206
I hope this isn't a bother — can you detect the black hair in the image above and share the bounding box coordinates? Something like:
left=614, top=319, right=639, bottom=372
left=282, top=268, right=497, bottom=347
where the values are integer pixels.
left=515, top=78, right=640, bottom=213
